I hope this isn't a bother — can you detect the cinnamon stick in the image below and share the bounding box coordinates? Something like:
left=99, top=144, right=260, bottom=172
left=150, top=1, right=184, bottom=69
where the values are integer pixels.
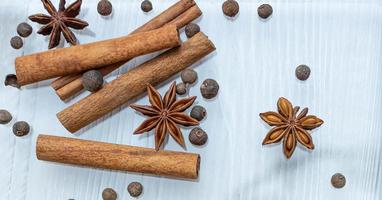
left=15, top=25, right=181, bottom=86
left=36, top=134, right=200, bottom=179
left=57, top=32, right=215, bottom=133
left=53, top=5, right=202, bottom=101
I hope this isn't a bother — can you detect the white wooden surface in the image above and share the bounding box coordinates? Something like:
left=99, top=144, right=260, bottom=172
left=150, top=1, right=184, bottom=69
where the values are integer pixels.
left=1, top=0, right=382, bottom=199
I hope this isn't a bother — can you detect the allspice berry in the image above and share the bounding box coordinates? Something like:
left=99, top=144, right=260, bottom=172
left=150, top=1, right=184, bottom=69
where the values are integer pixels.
left=82, top=70, right=104, bottom=92
left=0, top=109, right=12, bottom=124
left=13, top=121, right=30, bottom=137
left=189, top=127, right=208, bottom=146
left=185, top=23, right=200, bottom=38
left=17, top=22, right=33, bottom=38
left=295, top=64, right=311, bottom=81
left=141, top=0, right=153, bottom=12
left=181, top=68, right=197, bottom=84
left=5, top=74, right=20, bottom=88
left=331, top=173, right=346, bottom=189
left=176, top=82, right=187, bottom=95
left=102, top=188, right=117, bottom=200
left=257, top=4, right=273, bottom=19
left=200, top=79, right=219, bottom=99
left=97, top=0, right=113, bottom=16
left=190, top=105, right=206, bottom=121
left=127, top=182, right=143, bottom=197
left=222, top=0, right=239, bottom=18
left=10, top=36, right=23, bottom=49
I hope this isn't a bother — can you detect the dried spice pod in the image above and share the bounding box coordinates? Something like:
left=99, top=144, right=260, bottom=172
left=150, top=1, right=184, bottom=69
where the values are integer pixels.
left=260, top=97, right=324, bottom=158
left=10, top=36, right=23, bottom=49
left=222, top=0, right=239, bottom=17
left=17, top=22, right=33, bottom=38
left=127, top=182, right=143, bottom=197
left=189, top=127, right=208, bottom=145
left=141, top=0, right=153, bottom=12
left=258, top=4, right=273, bottom=19
left=185, top=23, right=200, bottom=38
left=0, top=110, right=12, bottom=124
left=97, top=0, right=113, bottom=16
left=5, top=74, right=20, bottom=88
left=13, top=121, right=30, bottom=137
left=102, top=188, right=117, bottom=200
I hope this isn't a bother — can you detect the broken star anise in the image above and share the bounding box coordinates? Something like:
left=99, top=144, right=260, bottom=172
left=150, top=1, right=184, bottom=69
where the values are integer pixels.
left=29, top=0, right=89, bottom=49
left=130, top=82, right=199, bottom=151
left=260, top=97, right=324, bottom=159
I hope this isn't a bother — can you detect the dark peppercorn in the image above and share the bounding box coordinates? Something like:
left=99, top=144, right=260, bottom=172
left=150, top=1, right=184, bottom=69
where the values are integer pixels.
left=102, top=188, right=117, bottom=200
left=190, top=105, right=206, bottom=121
left=295, top=64, right=311, bottom=81
left=200, top=79, right=219, bottom=99
left=17, top=22, right=33, bottom=38
left=5, top=74, right=20, bottom=88
left=127, top=182, right=143, bottom=197
left=257, top=4, right=273, bottom=19
left=141, top=0, right=153, bottom=12
left=222, top=0, right=239, bottom=18
left=97, top=0, right=113, bottom=16
left=181, top=69, right=197, bottom=84
left=82, top=70, right=104, bottom=92
left=13, top=121, right=30, bottom=137
left=185, top=23, right=200, bottom=38
left=189, top=127, right=208, bottom=146
left=10, top=36, right=23, bottom=49
left=331, top=173, right=346, bottom=188
left=0, top=110, right=12, bottom=124
left=176, top=82, right=187, bottom=95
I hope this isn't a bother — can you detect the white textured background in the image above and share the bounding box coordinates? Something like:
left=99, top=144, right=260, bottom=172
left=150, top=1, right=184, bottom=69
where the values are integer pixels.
left=1, top=0, right=382, bottom=199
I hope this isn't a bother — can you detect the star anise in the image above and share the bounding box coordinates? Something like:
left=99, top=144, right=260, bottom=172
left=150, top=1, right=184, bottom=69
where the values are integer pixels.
left=130, top=82, right=199, bottom=151
left=29, top=0, right=89, bottom=49
left=260, top=97, right=324, bottom=159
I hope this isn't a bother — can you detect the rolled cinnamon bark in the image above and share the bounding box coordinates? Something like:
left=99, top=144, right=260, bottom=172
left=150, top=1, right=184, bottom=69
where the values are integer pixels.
left=15, top=25, right=181, bottom=86
left=36, top=134, right=200, bottom=179
left=53, top=5, right=202, bottom=101
left=57, top=32, right=215, bottom=133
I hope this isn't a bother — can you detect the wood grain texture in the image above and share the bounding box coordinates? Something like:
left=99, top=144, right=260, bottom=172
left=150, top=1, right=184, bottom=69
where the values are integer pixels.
left=15, top=25, right=181, bottom=86
left=36, top=135, right=200, bottom=179
left=57, top=32, right=215, bottom=133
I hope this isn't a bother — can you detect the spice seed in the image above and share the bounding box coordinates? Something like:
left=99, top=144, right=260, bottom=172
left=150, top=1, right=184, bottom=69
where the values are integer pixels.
left=5, top=74, right=20, bottom=88
left=176, top=82, right=187, bottom=95
left=185, top=23, right=200, bottom=38
left=102, top=188, right=117, bottom=200
left=181, top=68, right=197, bottom=84
left=190, top=105, right=206, bottom=121
left=200, top=79, right=219, bottom=99
left=257, top=4, right=273, bottom=19
left=222, top=0, right=239, bottom=18
left=0, top=109, right=12, bottom=124
left=13, top=121, right=30, bottom=137
left=141, top=0, right=153, bottom=12
left=127, top=182, right=143, bottom=197
left=331, top=173, right=346, bottom=188
left=10, top=36, right=23, bottom=49
left=97, top=0, right=113, bottom=16
left=17, top=22, right=33, bottom=38
left=82, top=70, right=104, bottom=92
left=295, top=64, right=311, bottom=81
left=189, top=127, right=208, bottom=146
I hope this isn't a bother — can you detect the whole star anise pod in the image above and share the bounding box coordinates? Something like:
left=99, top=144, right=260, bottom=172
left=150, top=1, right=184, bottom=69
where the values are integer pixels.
left=29, top=0, right=89, bottom=49
left=130, top=82, right=199, bottom=151
left=260, top=97, right=324, bottom=159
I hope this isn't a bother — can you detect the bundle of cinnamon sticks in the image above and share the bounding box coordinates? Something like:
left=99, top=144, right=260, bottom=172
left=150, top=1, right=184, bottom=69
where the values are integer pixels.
left=15, top=0, right=216, bottom=179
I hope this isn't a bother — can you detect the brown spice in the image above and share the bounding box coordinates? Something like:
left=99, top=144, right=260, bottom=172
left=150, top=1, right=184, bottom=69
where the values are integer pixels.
left=331, top=173, right=346, bottom=188
left=185, top=23, right=200, bottom=38
left=295, top=65, right=311, bottom=81
left=13, top=121, right=30, bottom=137
left=258, top=4, right=273, bottom=19
left=127, top=182, right=143, bottom=197
left=5, top=74, right=20, bottom=88
left=102, top=188, right=117, bottom=200
left=141, top=0, right=153, bottom=12
left=97, top=0, right=113, bottom=16
left=189, top=127, right=208, bottom=145
left=0, top=110, right=12, bottom=124
left=200, top=79, right=219, bottom=99
left=82, top=70, right=104, bottom=92
left=176, top=82, right=187, bottom=95
left=10, top=36, right=23, bottom=49
left=222, top=0, right=239, bottom=17
left=17, top=22, right=33, bottom=38
left=190, top=105, right=206, bottom=121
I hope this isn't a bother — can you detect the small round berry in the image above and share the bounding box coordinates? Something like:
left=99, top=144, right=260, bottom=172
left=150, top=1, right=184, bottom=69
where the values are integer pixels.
left=185, top=23, right=200, bottom=38
left=331, top=173, right=346, bottom=189
left=257, top=4, right=273, bottom=19
left=176, top=82, right=187, bottom=95
left=0, top=109, right=12, bottom=124
left=127, top=182, right=143, bottom=197
left=190, top=105, right=206, bottom=121
left=5, top=74, right=20, bottom=88
left=102, top=188, right=117, bottom=200
left=189, top=127, right=208, bottom=146
left=17, top=22, right=33, bottom=38
left=82, top=70, right=104, bottom=92
left=141, top=0, right=153, bottom=12
left=13, top=121, right=30, bottom=137
left=97, top=0, right=113, bottom=16
left=10, top=36, right=23, bottom=49
left=181, top=69, right=197, bottom=84
left=295, top=64, right=311, bottom=81
left=200, top=79, right=219, bottom=99
left=222, top=0, right=239, bottom=18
